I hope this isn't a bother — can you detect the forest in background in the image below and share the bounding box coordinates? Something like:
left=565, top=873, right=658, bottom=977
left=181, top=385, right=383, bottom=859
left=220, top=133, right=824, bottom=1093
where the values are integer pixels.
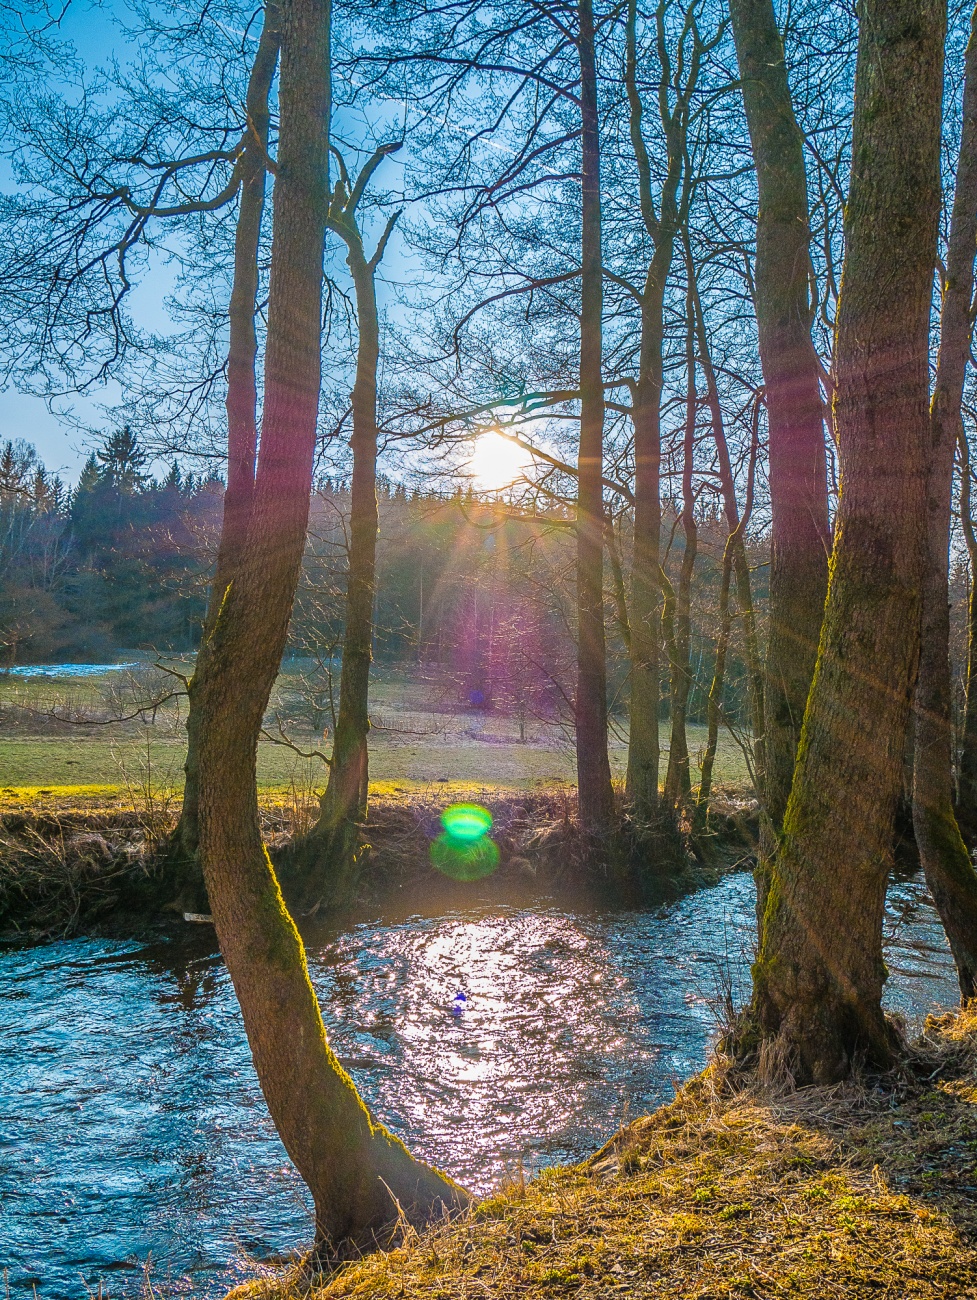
left=1, top=425, right=766, bottom=732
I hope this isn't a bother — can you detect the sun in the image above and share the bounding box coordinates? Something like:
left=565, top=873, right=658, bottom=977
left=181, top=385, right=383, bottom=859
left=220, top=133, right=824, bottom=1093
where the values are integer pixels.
left=465, top=430, right=534, bottom=493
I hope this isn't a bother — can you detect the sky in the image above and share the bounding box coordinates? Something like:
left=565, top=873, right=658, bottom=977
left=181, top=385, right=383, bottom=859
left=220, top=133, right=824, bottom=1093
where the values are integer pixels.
left=0, top=391, right=103, bottom=480
left=0, top=0, right=174, bottom=482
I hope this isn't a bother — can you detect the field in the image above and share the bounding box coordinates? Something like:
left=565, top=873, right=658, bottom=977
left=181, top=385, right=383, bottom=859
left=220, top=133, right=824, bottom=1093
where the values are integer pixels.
left=0, top=662, right=751, bottom=808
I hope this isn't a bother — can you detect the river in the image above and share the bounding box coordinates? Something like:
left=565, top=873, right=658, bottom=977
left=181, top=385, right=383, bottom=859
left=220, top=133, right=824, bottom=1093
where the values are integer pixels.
left=0, top=871, right=959, bottom=1299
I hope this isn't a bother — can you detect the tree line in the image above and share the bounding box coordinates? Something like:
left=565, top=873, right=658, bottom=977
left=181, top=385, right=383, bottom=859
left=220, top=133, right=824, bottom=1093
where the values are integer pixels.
left=0, top=430, right=221, bottom=664
left=3, top=0, right=977, bottom=1265
left=1, top=428, right=762, bottom=740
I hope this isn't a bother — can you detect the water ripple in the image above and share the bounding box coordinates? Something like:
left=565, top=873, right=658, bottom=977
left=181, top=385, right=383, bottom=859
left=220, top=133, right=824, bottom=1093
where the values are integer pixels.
left=0, top=872, right=957, bottom=1298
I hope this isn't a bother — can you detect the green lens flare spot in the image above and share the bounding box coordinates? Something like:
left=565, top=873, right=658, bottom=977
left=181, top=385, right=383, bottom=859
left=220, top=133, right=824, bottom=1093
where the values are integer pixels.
left=431, top=831, right=500, bottom=881
left=440, top=802, right=493, bottom=841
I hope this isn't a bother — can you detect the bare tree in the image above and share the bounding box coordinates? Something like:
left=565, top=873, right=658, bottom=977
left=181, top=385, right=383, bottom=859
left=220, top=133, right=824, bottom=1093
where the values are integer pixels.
left=191, top=0, right=464, bottom=1249
left=745, top=0, right=945, bottom=1083
left=912, top=0, right=977, bottom=1002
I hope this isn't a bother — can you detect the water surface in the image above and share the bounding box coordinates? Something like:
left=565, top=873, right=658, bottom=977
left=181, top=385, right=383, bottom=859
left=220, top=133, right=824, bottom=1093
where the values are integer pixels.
left=3, top=663, right=139, bottom=679
left=0, top=872, right=958, bottom=1298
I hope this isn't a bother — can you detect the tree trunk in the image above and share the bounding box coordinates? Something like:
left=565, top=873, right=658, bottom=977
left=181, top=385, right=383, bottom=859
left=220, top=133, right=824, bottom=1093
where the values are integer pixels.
left=957, top=427, right=977, bottom=835
left=729, top=0, right=830, bottom=836
left=696, top=544, right=733, bottom=823
left=689, top=271, right=765, bottom=790
left=626, top=383, right=664, bottom=823
left=912, top=2, right=977, bottom=1003
left=193, top=0, right=464, bottom=1248
left=311, top=241, right=378, bottom=886
left=664, top=290, right=697, bottom=809
left=622, top=0, right=694, bottom=831
left=575, top=0, right=615, bottom=831
left=749, top=0, right=945, bottom=1084
left=172, top=3, right=282, bottom=874
left=305, top=153, right=401, bottom=905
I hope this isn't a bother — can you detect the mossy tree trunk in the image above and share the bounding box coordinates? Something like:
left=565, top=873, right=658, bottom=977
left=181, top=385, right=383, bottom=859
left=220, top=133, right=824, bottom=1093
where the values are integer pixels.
left=575, top=0, right=615, bottom=832
left=750, top=0, right=945, bottom=1084
left=193, top=0, right=464, bottom=1249
left=172, top=2, right=281, bottom=876
left=912, top=2, right=977, bottom=1002
left=304, top=144, right=402, bottom=905
left=729, top=0, right=830, bottom=848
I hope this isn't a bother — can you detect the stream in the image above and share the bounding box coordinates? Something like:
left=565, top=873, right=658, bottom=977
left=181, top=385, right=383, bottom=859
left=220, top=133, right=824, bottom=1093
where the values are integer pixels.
left=0, top=870, right=959, bottom=1299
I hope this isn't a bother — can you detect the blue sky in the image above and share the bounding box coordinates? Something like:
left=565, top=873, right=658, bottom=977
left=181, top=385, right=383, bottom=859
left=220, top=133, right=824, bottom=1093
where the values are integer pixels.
left=0, top=0, right=172, bottom=481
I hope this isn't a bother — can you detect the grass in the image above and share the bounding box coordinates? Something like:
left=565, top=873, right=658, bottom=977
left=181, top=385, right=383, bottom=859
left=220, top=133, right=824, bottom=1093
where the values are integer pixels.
left=229, top=1009, right=977, bottom=1300
left=0, top=729, right=749, bottom=796
left=0, top=663, right=752, bottom=796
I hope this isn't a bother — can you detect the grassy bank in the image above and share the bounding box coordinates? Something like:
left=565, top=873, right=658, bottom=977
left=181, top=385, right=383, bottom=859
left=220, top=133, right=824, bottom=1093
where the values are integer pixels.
left=0, top=781, right=757, bottom=941
left=233, top=1009, right=977, bottom=1300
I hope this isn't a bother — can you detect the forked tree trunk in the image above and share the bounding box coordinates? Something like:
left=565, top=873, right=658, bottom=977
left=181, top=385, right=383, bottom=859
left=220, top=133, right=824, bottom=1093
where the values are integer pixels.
left=193, top=0, right=464, bottom=1248
left=622, top=0, right=698, bottom=831
left=729, top=0, right=830, bottom=837
left=311, top=243, right=378, bottom=886
left=912, top=2, right=977, bottom=1002
left=173, top=3, right=281, bottom=872
left=575, top=0, right=615, bottom=831
left=750, top=0, right=944, bottom=1084
left=307, top=148, right=401, bottom=904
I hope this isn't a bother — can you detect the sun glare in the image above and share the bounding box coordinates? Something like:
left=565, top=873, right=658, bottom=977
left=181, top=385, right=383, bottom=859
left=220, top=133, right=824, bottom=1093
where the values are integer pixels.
left=466, top=430, right=534, bottom=493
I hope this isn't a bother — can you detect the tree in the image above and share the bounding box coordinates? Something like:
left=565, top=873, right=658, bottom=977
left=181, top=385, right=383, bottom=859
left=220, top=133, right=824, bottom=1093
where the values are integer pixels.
left=728, top=0, right=830, bottom=849
left=745, top=0, right=945, bottom=1083
left=304, top=141, right=403, bottom=896
left=575, top=0, right=615, bottom=831
left=661, top=268, right=699, bottom=811
left=172, top=0, right=282, bottom=870
left=0, top=439, right=70, bottom=664
left=619, top=0, right=707, bottom=833
left=191, top=0, right=465, bottom=1249
left=911, top=1, right=977, bottom=1002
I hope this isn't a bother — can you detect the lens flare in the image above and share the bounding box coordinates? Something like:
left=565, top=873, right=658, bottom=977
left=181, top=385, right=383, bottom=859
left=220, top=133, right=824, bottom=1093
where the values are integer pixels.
left=432, top=803, right=499, bottom=880
left=440, top=803, right=493, bottom=841
left=431, top=833, right=500, bottom=881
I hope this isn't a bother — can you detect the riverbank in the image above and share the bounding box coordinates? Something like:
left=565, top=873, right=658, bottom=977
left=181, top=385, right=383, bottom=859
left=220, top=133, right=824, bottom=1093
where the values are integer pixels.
left=0, top=783, right=758, bottom=942
left=232, top=1007, right=977, bottom=1300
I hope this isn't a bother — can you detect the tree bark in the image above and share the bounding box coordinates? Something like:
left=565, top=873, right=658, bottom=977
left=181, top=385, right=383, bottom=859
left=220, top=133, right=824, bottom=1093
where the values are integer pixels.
left=173, top=2, right=282, bottom=872
left=749, top=0, right=945, bottom=1084
left=575, top=0, right=615, bottom=831
left=912, top=2, right=977, bottom=1003
left=193, top=0, right=464, bottom=1249
left=729, top=0, right=830, bottom=838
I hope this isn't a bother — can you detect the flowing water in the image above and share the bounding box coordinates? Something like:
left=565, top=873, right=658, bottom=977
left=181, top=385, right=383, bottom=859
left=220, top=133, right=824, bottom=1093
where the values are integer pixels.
left=0, top=871, right=959, bottom=1299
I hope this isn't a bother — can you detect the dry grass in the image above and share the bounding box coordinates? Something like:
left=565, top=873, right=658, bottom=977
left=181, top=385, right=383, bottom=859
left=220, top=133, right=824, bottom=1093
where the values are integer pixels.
left=230, top=1010, right=977, bottom=1300
left=0, top=781, right=755, bottom=938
